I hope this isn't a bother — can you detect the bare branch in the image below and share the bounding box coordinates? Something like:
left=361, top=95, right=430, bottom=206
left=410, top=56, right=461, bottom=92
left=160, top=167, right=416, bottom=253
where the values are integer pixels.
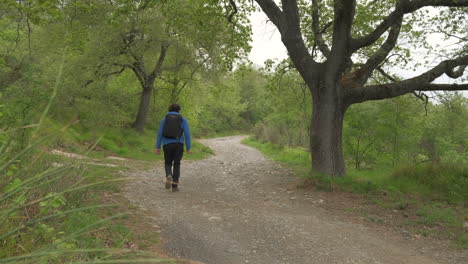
left=376, top=67, right=397, bottom=82
left=311, top=0, right=330, bottom=57
left=412, top=90, right=429, bottom=116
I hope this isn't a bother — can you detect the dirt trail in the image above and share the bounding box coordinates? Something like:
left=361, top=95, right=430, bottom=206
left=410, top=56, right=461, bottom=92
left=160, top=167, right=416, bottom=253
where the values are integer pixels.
left=125, top=136, right=465, bottom=264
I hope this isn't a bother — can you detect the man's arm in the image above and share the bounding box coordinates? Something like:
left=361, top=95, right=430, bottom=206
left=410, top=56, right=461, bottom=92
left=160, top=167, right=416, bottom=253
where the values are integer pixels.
left=183, top=118, right=191, bottom=152
left=155, top=118, right=165, bottom=153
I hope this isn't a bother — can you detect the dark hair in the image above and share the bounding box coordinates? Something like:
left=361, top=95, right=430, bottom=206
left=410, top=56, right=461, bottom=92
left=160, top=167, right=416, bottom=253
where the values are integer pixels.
left=168, top=104, right=181, bottom=112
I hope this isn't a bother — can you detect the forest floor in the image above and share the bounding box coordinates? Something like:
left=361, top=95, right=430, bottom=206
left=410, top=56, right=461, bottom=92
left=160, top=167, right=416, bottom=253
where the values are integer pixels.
left=124, top=136, right=467, bottom=264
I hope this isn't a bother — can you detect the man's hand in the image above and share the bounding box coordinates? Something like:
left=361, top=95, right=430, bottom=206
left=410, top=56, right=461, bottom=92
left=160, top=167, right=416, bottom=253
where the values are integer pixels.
left=156, top=148, right=161, bottom=155
left=186, top=149, right=192, bottom=154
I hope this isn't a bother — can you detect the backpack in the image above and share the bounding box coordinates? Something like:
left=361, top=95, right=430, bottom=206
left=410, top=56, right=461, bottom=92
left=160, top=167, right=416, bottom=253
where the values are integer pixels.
left=162, top=114, right=183, bottom=139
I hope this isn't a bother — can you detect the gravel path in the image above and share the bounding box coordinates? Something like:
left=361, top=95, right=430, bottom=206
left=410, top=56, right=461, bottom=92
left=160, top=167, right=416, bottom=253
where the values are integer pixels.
left=125, top=136, right=462, bottom=264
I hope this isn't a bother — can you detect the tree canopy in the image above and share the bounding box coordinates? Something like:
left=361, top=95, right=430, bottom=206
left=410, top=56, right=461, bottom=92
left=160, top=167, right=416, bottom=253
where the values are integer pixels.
left=247, top=0, right=468, bottom=176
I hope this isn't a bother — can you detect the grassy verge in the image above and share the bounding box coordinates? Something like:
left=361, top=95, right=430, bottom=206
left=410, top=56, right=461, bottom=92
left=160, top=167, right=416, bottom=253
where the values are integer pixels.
left=242, top=136, right=467, bottom=248
left=1, top=120, right=216, bottom=262
left=0, top=147, right=171, bottom=263
left=49, top=123, right=213, bottom=161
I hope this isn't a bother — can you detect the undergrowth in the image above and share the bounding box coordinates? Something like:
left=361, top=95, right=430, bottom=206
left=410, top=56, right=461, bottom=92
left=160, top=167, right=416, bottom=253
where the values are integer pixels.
left=44, top=121, right=213, bottom=161
left=0, top=127, right=173, bottom=263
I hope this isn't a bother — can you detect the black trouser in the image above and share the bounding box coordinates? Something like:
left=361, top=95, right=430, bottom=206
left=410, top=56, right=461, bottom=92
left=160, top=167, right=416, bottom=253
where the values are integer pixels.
left=163, top=143, right=184, bottom=188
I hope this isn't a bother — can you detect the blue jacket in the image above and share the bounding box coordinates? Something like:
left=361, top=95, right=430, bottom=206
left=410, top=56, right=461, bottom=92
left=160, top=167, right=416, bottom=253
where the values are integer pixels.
left=156, top=112, right=191, bottom=150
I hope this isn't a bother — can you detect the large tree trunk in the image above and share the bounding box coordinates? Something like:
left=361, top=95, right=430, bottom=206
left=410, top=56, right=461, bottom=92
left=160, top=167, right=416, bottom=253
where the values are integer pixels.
left=132, top=84, right=153, bottom=133
left=310, top=86, right=347, bottom=176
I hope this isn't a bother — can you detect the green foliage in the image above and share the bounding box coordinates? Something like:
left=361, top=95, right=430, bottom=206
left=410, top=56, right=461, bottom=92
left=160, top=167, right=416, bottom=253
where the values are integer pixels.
left=344, top=96, right=424, bottom=168
left=54, top=124, right=213, bottom=161
left=242, top=137, right=311, bottom=168
left=253, top=61, right=311, bottom=147
left=0, top=127, right=171, bottom=262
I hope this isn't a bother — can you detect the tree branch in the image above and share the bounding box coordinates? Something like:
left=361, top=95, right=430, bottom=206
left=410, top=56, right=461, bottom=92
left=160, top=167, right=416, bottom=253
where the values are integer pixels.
left=376, top=66, right=397, bottom=82
left=407, top=54, right=468, bottom=84
left=327, top=0, right=356, bottom=78
left=311, top=0, right=330, bottom=58
left=353, top=83, right=468, bottom=103
left=254, top=0, right=284, bottom=29
left=351, top=0, right=468, bottom=52
left=84, top=66, right=127, bottom=87
left=354, top=17, right=403, bottom=85
left=418, top=83, right=468, bottom=91
left=227, top=0, right=238, bottom=23
left=255, top=0, right=319, bottom=84
left=148, top=41, right=170, bottom=82
left=280, top=0, right=318, bottom=69
left=376, top=67, right=429, bottom=109
left=348, top=54, right=468, bottom=103
left=446, top=65, right=467, bottom=78
left=131, top=63, right=147, bottom=88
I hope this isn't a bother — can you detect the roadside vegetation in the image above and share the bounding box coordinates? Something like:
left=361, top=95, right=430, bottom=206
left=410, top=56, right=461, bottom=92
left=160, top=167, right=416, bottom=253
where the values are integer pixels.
left=243, top=137, right=467, bottom=248
left=1, top=0, right=467, bottom=261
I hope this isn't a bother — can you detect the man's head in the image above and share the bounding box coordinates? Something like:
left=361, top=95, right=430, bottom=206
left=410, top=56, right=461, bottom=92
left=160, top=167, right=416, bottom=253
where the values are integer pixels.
left=168, top=104, right=181, bottom=113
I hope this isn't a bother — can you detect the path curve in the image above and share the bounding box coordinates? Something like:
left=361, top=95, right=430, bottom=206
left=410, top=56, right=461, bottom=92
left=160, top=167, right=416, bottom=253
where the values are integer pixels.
left=125, top=136, right=461, bottom=264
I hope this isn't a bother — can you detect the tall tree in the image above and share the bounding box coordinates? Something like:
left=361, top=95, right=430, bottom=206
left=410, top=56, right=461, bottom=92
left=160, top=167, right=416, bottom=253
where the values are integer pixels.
left=85, top=0, right=251, bottom=132
left=251, top=0, right=468, bottom=176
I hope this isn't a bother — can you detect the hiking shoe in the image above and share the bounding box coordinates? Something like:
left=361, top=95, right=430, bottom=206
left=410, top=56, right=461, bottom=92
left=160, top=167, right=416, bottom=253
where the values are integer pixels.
left=172, top=187, right=179, bottom=192
left=165, top=176, right=172, bottom=189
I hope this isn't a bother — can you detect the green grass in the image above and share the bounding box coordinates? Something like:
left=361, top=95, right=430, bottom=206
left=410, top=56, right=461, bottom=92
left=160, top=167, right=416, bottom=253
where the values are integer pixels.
left=243, top=137, right=467, bottom=203
left=0, top=126, right=173, bottom=263
left=50, top=123, right=213, bottom=161
left=242, top=137, right=311, bottom=169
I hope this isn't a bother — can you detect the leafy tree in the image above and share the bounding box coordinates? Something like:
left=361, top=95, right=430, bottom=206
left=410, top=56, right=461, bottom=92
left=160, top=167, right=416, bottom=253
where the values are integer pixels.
left=80, top=0, right=252, bottom=132
left=253, top=61, right=312, bottom=147
left=420, top=92, right=468, bottom=165
left=250, top=0, right=468, bottom=176
left=343, top=95, right=424, bottom=169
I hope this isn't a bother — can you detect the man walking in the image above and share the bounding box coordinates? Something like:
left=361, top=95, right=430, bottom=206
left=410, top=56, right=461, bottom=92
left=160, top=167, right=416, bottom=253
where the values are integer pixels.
left=156, top=104, right=191, bottom=192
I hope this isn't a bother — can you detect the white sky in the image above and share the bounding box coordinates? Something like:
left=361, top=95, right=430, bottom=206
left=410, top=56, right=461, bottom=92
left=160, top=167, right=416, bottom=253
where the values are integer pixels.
left=248, top=12, right=288, bottom=66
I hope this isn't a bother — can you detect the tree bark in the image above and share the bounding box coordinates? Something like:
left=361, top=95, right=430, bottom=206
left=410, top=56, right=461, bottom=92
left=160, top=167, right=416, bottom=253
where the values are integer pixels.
left=132, top=84, right=153, bottom=133
left=309, top=83, right=347, bottom=176
left=130, top=43, right=169, bottom=133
